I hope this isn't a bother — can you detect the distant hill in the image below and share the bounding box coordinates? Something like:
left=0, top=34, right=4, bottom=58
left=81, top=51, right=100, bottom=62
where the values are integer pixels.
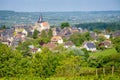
left=0, top=10, right=120, bottom=28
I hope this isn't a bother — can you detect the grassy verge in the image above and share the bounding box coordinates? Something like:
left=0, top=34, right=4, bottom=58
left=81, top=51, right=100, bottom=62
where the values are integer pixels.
left=0, top=75, right=120, bottom=80
left=90, top=48, right=117, bottom=58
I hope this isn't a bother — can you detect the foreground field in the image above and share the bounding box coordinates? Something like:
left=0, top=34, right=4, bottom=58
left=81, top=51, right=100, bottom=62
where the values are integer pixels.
left=90, top=48, right=117, bottom=57
left=1, top=75, right=120, bottom=80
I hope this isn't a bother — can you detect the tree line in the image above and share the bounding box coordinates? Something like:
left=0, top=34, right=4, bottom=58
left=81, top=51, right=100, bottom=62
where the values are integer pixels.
left=75, top=22, right=120, bottom=31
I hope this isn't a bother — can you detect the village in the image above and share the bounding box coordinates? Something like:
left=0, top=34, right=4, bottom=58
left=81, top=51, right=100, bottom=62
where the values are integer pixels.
left=0, top=15, right=120, bottom=54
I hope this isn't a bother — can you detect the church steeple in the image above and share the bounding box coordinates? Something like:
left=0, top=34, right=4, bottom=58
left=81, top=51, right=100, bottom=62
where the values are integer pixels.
left=37, top=15, right=43, bottom=23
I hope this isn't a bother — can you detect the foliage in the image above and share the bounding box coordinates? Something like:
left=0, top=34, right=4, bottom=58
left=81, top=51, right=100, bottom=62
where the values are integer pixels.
left=112, top=37, right=120, bottom=53
left=97, top=36, right=106, bottom=42
left=55, top=55, right=83, bottom=77
left=39, top=29, right=53, bottom=43
left=60, top=22, right=70, bottom=29
left=32, top=29, right=39, bottom=39
left=0, top=43, right=22, bottom=77
left=115, top=45, right=120, bottom=53
left=69, top=32, right=92, bottom=46
left=16, top=40, right=32, bottom=57
left=75, top=22, right=120, bottom=31
left=0, top=25, right=6, bottom=30
left=0, top=43, right=120, bottom=79
left=89, top=48, right=120, bottom=68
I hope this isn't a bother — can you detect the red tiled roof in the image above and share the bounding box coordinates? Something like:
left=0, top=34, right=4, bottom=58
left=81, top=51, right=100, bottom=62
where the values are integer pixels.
left=41, top=22, right=49, bottom=27
left=43, top=42, right=57, bottom=50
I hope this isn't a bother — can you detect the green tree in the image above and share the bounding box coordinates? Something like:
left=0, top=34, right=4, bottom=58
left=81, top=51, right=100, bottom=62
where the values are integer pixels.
left=69, top=32, right=92, bottom=46
left=55, top=55, right=83, bottom=77
left=115, top=45, right=120, bottom=53
left=83, top=32, right=92, bottom=41
left=40, top=30, right=47, bottom=38
left=47, top=29, right=53, bottom=40
left=32, top=29, right=39, bottom=39
left=97, top=36, right=106, bottom=42
left=60, top=22, right=70, bottom=29
left=16, top=41, right=32, bottom=57
left=39, top=29, right=53, bottom=43
left=69, top=32, right=83, bottom=46
left=112, top=37, right=120, bottom=53
left=32, top=48, right=60, bottom=78
left=0, top=24, right=6, bottom=30
left=0, top=43, right=23, bottom=77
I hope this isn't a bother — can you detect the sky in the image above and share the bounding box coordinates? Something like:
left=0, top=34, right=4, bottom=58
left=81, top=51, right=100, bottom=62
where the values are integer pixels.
left=0, top=0, right=120, bottom=12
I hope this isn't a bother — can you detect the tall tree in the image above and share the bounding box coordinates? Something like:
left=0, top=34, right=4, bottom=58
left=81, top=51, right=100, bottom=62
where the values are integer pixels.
left=112, top=37, right=120, bottom=53
left=60, top=22, right=70, bottom=29
left=32, top=29, right=39, bottom=39
left=0, top=25, right=6, bottom=30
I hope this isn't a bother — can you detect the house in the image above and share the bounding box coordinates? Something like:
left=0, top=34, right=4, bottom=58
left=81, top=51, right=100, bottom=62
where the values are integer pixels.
left=52, top=28, right=57, bottom=36
left=1, top=40, right=11, bottom=46
left=11, top=37, right=20, bottom=47
left=98, top=40, right=112, bottom=48
left=58, top=27, right=72, bottom=39
left=112, top=31, right=120, bottom=38
left=64, top=41, right=75, bottom=48
left=51, top=36, right=63, bottom=44
left=28, top=45, right=42, bottom=54
left=14, top=26, right=28, bottom=36
left=104, top=34, right=110, bottom=39
left=70, top=27, right=80, bottom=33
left=90, top=32, right=98, bottom=41
left=11, top=34, right=26, bottom=47
left=34, top=16, right=50, bottom=32
left=0, top=30, right=5, bottom=40
left=82, top=41, right=96, bottom=52
left=1, top=29, right=14, bottom=46
left=43, top=42, right=57, bottom=50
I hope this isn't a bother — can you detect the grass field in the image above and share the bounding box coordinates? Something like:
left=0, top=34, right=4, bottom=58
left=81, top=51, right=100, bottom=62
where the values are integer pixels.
left=1, top=75, right=120, bottom=80
left=90, top=48, right=117, bottom=58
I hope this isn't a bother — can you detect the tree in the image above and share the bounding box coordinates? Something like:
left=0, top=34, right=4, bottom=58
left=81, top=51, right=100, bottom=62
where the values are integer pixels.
left=40, top=30, right=47, bottom=38
left=112, top=37, right=120, bottom=53
left=0, top=25, right=6, bottom=30
left=115, top=45, right=120, bottom=53
left=60, top=22, right=70, bottom=29
left=47, top=29, right=53, bottom=40
left=81, top=48, right=89, bottom=61
left=0, top=43, right=23, bottom=77
left=69, top=32, right=92, bottom=46
left=32, top=29, right=39, bottom=39
left=16, top=41, right=32, bottom=57
left=97, top=36, right=106, bottom=42
left=69, top=32, right=83, bottom=46
left=39, top=29, right=53, bottom=43
left=83, top=32, right=92, bottom=41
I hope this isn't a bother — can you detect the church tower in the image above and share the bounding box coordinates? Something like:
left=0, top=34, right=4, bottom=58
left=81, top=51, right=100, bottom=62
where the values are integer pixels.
left=37, top=15, right=43, bottom=23
left=34, top=15, right=50, bottom=32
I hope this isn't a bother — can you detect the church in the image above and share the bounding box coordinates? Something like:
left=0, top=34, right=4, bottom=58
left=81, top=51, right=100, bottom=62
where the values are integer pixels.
left=34, top=15, right=50, bottom=32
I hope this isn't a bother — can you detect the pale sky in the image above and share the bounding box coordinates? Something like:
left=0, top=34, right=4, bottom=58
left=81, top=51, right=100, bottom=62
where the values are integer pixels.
left=0, top=0, right=120, bottom=12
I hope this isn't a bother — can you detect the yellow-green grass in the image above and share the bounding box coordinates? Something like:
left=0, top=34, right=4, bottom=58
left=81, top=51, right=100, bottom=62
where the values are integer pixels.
left=90, top=48, right=117, bottom=58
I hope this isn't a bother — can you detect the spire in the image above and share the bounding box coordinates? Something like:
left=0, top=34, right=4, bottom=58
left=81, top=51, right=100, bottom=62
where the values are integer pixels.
left=37, top=15, right=43, bottom=23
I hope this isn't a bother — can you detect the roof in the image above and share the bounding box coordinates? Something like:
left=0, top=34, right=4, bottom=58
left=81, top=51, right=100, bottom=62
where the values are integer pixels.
left=64, top=41, right=74, bottom=46
left=2, top=29, right=14, bottom=37
left=51, top=36, right=62, bottom=42
left=113, top=31, right=120, bottom=37
left=83, top=42, right=96, bottom=48
left=86, top=42, right=96, bottom=48
left=0, top=30, right=5, bottom=33
left=41, top=22, right=49, bottom=27
left=99, top=40, right=111, bottom=47
left=43, top=42, right=57, bottom=50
